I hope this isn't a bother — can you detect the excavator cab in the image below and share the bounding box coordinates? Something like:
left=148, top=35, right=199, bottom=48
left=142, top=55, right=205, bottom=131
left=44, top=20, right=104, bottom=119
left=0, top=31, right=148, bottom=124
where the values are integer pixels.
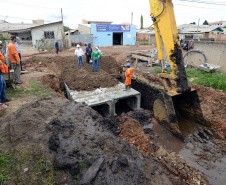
left=149, top=0, right=210, bottom=140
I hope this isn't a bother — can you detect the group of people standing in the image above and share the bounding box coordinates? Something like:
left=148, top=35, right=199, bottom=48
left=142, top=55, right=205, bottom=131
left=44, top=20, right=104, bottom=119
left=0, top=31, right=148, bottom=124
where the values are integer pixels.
left=54, top=41, right=133, bottom=90
left=75, top=44, right=102, bottom=72
left=0, top=35, right=24, bottom=107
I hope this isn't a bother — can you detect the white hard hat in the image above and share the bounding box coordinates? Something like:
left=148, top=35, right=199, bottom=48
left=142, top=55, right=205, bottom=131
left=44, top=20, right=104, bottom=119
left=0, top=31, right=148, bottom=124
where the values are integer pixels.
left=95, top=47, right=98, bottom=49
left=77, top=44, right=80, bottom=47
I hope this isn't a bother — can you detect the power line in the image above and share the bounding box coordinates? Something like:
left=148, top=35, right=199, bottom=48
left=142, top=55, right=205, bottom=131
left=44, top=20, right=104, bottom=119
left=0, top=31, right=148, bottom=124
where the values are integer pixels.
left=3, top=0, right=59, bottom=10
left=0, top=14, right=56, bottom=23
left=174, top=3, right=226, bottom=10
left=177, top=0, right=226, bottom=6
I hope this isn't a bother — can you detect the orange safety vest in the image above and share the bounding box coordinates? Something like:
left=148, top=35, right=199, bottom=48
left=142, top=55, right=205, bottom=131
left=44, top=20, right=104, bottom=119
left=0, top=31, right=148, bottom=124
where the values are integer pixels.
left=125, top=67, right=133, bottom=85
left=0, top=51, right=8, bottom=73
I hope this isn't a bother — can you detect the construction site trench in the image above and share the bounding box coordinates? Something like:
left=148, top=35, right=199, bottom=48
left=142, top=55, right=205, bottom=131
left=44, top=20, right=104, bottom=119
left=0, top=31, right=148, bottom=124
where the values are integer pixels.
left=1, top=53, right=226, bottom=185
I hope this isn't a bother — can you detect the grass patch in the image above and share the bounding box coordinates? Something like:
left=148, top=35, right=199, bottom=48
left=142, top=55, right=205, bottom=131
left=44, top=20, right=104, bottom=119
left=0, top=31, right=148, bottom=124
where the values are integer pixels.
left=6, top=81, right=56, bottom=99
left=140, top=41, right=149, bottom=45
left=78, top=160, right=88, bottom=169
left=154, top=66, right=172, bottom=75
left=186, top=69, right=226, bottom=91
left=0, top=146, right=65, bottom=184
left=153, top=66, right=226, bottom=91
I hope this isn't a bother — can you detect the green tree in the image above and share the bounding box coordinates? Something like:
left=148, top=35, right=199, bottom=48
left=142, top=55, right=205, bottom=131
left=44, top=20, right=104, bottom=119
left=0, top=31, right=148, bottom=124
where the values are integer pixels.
left=203, top=20, right=208, bottom=25
left=223, top=25, right=226, bottom=28
left=190, top=22, right=196, bottom=25
left=140, top=15, right=143, bottom=29
left=64, top=26, right=70, bottom=32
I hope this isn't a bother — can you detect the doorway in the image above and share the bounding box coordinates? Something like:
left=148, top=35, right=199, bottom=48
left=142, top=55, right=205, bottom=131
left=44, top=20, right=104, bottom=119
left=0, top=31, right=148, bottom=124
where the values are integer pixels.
left=113, top=33, right=123, bottom=45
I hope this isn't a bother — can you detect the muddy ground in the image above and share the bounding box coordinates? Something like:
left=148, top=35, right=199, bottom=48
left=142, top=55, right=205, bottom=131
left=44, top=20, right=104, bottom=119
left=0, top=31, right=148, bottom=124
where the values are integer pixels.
left=1, top=98, right=201, bottom=185
left=1, top=46, right=226, bottom=184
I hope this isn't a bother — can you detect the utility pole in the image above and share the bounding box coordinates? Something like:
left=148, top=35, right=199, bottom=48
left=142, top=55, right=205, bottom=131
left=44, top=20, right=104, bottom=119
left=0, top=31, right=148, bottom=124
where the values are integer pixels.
left=197, top=18, right=200, bottom=32
left=131, top=12, right=133, bottom=25
left=61, top=8, right=65, bottom=49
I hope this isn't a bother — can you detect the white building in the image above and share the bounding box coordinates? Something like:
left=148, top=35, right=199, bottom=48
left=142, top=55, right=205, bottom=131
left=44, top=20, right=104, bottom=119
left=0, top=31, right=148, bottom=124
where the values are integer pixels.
left=0, top=19, right=44, bottom=36
left=1, top=20, right=64, bottom=48
left=209, top=21, right=226, bottom=27
left=31, top=21, right=63, bottom=46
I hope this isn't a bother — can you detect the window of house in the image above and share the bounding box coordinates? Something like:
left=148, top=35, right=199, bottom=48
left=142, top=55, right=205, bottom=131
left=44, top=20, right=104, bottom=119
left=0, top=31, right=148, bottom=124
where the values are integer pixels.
left=44, top=31, right=55, bottom=39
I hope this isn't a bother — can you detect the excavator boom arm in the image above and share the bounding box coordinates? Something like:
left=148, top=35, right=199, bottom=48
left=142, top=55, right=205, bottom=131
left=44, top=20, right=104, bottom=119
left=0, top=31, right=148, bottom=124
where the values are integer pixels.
left=149, top=0, right=190, bottom=94
left=149, top=0, right=209, bottom=140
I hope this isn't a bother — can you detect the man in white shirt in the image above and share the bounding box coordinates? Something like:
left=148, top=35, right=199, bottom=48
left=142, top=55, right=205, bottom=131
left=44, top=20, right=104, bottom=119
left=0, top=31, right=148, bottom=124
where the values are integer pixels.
left=97, top=46, right=102, bottom=68
left=15, top=37, right=25, bottom=71
left=75, top=45, right=84, bottom=68
left=97, top=46, right=102, bottom=55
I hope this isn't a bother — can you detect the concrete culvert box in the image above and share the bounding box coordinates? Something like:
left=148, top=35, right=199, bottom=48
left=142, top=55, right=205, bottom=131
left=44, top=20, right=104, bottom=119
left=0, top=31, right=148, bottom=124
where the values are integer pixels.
left=115, top=96, right=138, bottom=116
left=65, top=82, right=141, bottom=117
left=92, top=103, right=111, bottom=117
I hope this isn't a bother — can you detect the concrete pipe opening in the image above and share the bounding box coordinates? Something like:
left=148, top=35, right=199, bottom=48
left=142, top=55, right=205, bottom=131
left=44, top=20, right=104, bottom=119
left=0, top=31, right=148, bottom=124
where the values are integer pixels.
left=115, top=96, right=138, bottom=115
left=92, top=104, right=110, bottom=117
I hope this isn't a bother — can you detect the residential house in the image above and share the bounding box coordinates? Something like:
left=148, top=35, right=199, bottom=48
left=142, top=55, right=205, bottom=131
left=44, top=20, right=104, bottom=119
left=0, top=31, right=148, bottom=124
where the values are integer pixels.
left=1, top=20, right=64, bottom=49
left=178, top=24, right=224, bottom=39
left=0, top=19, right=44, bottom=38
left=209, top=21, right=226, bottom=27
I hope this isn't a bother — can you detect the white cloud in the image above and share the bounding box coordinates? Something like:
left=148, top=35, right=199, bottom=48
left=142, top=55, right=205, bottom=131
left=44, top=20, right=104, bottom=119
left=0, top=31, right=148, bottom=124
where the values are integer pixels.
left=0, top=0, right=225, bottom=29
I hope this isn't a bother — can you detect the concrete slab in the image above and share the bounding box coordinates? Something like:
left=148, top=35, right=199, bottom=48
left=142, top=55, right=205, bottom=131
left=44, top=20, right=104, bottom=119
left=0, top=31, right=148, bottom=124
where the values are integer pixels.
left=199, top=63, right=221, bottom=72
left=100, top=83, right=141, bottom=116
left=65, top=83, right=112, bottom=106
left=65, top=82, right=141, bottom=117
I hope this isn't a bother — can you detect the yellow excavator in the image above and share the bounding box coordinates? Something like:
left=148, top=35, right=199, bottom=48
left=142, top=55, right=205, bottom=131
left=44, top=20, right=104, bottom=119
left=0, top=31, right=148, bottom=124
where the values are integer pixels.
left=148, top=0, right=210, bottom=140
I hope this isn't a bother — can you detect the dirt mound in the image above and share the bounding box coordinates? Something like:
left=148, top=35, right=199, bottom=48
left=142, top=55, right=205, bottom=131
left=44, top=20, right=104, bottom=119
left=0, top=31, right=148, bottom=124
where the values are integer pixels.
left=191, top=84, right=226, bottom=139
left=115, top=53, right=130, bottom=65
left=0, top=97, right=69, bottom=149
left=24, top=56, right=121, bottom=91
left=0, top=97, right=189, bottom=185
left=42, top=74, right=61, bottom=92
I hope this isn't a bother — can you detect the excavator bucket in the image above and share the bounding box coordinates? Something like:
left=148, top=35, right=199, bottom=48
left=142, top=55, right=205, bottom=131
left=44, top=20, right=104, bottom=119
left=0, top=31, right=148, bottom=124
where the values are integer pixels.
left=153, top=90, right=210, bottom=140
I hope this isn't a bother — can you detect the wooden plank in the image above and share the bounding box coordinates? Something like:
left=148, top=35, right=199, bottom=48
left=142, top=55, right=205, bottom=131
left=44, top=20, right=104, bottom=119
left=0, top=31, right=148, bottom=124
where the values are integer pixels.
left=131, top=54, right=151, bottom=62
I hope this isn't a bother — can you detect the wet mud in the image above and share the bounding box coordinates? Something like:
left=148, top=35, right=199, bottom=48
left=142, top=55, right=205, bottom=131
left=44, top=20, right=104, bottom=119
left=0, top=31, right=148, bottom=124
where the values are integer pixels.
left=118, top=109, right=226, bottom=185
left=0, top=98, right=180, bottom=185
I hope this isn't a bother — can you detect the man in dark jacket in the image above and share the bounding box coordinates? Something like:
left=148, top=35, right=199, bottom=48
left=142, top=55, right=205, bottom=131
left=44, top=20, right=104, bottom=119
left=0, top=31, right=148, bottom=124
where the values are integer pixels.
left=85, top=43, right=92, bottom=65
left=55, top=40, right=59, bottom=54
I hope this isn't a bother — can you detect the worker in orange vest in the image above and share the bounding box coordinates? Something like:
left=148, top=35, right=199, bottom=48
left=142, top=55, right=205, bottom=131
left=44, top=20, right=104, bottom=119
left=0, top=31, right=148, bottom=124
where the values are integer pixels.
left=8, top=35, right=22, bottom=85
left=124, top=63, right=133, bottom=91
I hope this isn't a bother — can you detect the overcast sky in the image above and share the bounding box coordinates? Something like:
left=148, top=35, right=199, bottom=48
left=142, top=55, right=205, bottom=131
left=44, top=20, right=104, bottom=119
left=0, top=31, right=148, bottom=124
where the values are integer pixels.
left=1, top=0, right=226, bottom=29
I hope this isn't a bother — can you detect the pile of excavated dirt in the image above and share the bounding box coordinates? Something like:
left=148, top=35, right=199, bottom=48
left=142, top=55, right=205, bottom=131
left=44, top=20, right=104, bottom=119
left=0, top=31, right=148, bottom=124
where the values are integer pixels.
left=0, top=97, right=188, bottom=185
left=115, top=53, right=130, bottom=65
left=23, top=56, right=121, bottom=91
left=191, top=84, right=226, bottom=139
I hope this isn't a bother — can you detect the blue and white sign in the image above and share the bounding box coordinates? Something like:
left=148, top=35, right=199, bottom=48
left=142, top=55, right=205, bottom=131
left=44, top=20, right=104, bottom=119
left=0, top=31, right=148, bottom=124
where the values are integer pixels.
left=97, top=24, right=130, bottom=32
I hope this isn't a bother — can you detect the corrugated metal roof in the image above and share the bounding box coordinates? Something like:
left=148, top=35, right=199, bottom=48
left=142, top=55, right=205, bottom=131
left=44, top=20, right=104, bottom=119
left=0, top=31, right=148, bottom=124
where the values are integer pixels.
left=136, top=29, right=155, bottom=34
left=179, top=26, right=223, bottom=33
left=79, top=24, right=91, bottom=28
left=30, top=21, right=62, bottom=29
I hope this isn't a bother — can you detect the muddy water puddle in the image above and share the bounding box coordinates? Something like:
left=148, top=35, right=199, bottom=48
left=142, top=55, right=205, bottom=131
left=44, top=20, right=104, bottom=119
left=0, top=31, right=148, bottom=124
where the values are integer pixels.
left=144, top=123, right=226, bottom=185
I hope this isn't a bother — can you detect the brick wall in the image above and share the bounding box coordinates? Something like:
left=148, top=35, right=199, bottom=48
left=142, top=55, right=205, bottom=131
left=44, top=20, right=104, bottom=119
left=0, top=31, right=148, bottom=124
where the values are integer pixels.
left=210, top=34, right=226, bottom=42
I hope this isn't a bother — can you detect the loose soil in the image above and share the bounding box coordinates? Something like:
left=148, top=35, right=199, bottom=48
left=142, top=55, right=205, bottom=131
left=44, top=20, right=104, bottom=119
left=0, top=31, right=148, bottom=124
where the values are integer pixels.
left=191, top=84, right=226, bottom=139
left=0, top=98, right=190, bottom=185
left=24, top=56, right=121, bottom=91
